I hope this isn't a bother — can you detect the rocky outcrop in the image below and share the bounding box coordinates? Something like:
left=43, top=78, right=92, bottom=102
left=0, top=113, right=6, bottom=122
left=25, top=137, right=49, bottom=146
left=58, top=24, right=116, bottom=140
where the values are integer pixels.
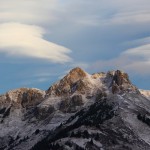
left=35, top=105, right=55, bottom=120
left=59, top=95, right=83, bottom=113
left=106, top=70, right=138, bottom=94
left=112, top=81, right=120, bottom=94
left=113, top=70, right=130, bottom=86
left=91, top=72, right=105, bottom=79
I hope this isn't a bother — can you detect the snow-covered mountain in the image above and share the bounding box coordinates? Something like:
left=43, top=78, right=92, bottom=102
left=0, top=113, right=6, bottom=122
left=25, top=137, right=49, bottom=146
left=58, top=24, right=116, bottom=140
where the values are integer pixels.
left=0, top=67, right=150, bottom=150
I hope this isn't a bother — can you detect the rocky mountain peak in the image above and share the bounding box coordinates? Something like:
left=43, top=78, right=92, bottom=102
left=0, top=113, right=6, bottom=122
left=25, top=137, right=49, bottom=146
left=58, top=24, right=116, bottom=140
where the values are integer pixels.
left=46, top=67, right=88, bottom=96
left=106, top=70, right=138, bottom=94
left=106, top=70, right=130, bottom=83
left=113, top=70, right=130, bottom=86
left=68, top=67, right=87, bottom=79
left=0, top=88, right=45, bottom=108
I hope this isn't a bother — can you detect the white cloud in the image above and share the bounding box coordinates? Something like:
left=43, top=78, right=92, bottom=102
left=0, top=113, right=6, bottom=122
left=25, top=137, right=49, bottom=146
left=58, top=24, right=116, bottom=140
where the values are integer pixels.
left=0, top=0, right=73, bottom=63
left=0, top=22, right=72, bottom=63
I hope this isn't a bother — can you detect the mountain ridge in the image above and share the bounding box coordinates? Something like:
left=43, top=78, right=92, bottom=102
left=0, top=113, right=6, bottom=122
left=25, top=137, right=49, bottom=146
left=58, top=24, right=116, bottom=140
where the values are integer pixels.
left=0, top=67, right=150, bottom=150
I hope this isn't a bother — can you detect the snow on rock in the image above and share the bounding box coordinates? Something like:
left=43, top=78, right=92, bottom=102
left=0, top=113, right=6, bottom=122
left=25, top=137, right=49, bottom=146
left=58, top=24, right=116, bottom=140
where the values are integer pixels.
left=0, top=88, right=45, bottom=107
left=140, top=89, right=150, bottom=100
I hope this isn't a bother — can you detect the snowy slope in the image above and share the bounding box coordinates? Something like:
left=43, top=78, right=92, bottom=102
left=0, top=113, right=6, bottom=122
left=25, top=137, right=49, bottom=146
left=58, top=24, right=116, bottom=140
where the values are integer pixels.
left=32, top=93, right=150, bottom=150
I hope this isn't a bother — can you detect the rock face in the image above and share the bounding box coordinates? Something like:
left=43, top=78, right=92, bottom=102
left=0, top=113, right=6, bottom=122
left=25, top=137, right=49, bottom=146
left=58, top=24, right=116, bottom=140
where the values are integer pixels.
left=46, top=67, right=87, bottom=96
left=113, top=70, right=130, bottom=86
left=0, top=88, right=45, bottom=107
left=106, top=70, right=138, bottom=94
left=43, top=67, right=98, bottom=113
left=59, top=95, right=83, bottom=113
left=0, top=67, right=150, bottom=150
left=0, top=88, right=45, bottom=122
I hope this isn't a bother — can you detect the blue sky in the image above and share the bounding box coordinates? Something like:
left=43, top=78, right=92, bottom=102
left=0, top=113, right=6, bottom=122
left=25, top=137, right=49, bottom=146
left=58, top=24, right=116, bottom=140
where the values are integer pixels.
left=0, top=0, right=150, bottom=94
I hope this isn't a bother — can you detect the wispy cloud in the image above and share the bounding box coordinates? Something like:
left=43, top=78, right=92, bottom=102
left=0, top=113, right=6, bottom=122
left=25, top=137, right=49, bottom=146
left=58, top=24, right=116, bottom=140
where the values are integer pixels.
left=0, top=23, right=72, bottom=63
left=0, top=0, right=59, bottom=25
left=90, top=37, right=150, bottom=75
left=103, top=11, right=150, bottom=25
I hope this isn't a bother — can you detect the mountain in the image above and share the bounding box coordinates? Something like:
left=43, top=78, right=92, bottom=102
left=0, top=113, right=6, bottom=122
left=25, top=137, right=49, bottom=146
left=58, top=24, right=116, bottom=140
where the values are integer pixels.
left=0, top=67, right=150, bottom=150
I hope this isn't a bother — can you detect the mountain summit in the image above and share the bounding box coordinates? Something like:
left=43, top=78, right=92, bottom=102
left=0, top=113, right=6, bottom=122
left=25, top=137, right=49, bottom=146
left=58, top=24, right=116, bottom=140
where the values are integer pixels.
left=0, top=68, right=150, bottom=150
left=46, top=67, right=87, bottom=96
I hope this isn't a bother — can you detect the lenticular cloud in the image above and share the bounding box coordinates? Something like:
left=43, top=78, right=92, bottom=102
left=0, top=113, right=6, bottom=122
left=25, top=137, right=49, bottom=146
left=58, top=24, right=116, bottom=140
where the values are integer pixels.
left=0, top=22, right=72, bottom=63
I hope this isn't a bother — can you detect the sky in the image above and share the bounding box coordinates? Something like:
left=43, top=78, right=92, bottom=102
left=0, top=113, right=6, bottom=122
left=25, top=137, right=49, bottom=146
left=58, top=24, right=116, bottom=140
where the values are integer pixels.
left=0, top=0, right=150, bottom=94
